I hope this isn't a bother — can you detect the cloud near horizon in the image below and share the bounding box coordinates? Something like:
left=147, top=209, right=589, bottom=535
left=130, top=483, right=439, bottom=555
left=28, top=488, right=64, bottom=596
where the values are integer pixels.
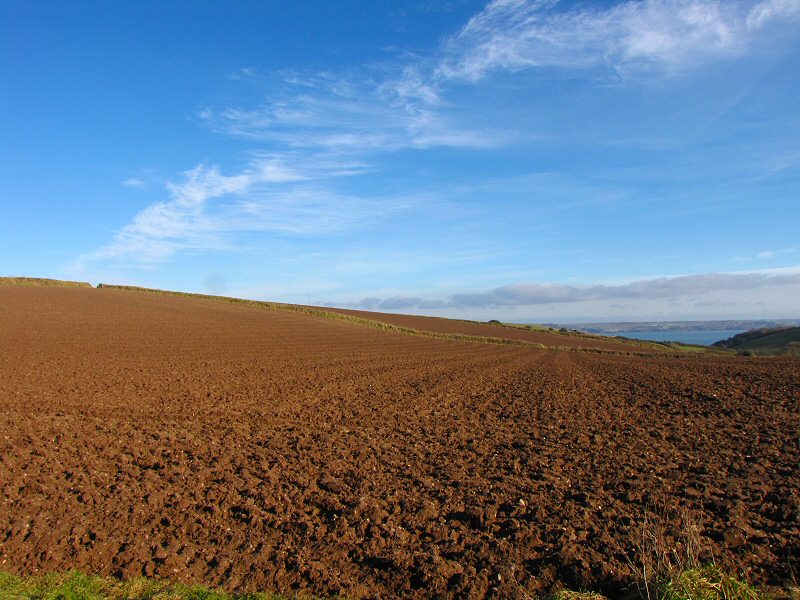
left=336, top=271, right=800, bottom=311
left=75, top=161, right=303, bottom=267
left=73, top=159, right=412, bottom=270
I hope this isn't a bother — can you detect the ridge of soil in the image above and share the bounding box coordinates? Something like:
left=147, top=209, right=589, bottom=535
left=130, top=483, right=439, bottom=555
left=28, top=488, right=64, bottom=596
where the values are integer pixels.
left=1, top=286, right=798, bottom=599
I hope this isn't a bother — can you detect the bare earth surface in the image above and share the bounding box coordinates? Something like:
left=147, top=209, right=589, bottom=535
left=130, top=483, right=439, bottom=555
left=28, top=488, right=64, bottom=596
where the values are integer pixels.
left=1, top=286, right=798, bottom=598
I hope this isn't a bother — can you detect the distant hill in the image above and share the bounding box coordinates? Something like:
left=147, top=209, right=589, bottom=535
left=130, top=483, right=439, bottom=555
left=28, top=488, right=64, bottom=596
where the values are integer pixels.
left=562, top=319, right=800, bottom=333
left=712, top=326, right=800, bottom=356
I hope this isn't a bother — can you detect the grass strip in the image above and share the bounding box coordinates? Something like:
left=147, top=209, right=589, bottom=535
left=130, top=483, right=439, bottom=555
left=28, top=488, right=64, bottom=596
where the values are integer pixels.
left=0, top=570, right=296, bottom=600
left=659, top=565, right=766, bottom=600
left=0, top=567, right=777, bottom=600
left=0, top=277, right=92, bottom=288
left=549, top=566, right=771, bottom=600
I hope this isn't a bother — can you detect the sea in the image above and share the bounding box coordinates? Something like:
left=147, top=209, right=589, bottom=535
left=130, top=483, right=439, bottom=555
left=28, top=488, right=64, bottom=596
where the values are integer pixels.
left=595, top=329, right=748, bottom=346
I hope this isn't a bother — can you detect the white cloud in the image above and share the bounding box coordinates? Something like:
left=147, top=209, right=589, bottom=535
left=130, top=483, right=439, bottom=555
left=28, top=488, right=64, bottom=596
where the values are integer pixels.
left=747, top=0, right=800, bottom=27
left=192, top=1, right=799, bottom=173
left=340, top=269, right=800, bottom=310
left=77, top=161, right=301, bottom=266
left=227, top=67, right=258, bottom=80
left=74, top=159, right=416, bottom=270
left=436, top=0, right=800, bottom=81
left=199, top=70, right=510, bottom=152
left=379, top=64, right=442, bottom=108
left=756, top=247, right=796, bottom=259
left=191, top=1, right=800, bottom=184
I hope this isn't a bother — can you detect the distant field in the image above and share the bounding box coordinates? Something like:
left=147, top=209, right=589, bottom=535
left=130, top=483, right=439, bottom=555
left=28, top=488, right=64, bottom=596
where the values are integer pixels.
left=319, top=306, right=669, bottom=354
left=1, top=284, right=798, bottom=598
left=89, top=283, right=672, bottom=355
left=736, top=327, right=800, bottom=356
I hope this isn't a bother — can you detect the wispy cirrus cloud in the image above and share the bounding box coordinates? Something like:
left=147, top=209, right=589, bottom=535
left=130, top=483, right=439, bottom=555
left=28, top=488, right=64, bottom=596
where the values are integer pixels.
left=78, top=161, right=297, bottom=267
left=227, top=66, right=257, bottom=81
left=197, top=0, right=800, bottom=159
left=198, top=70, right=511, bottom=152
left=436, top=0, right=800, bottom=81
left=756, top=247, right=797, bottom=259
left=339, top=270, right=800, bottom=310
left=75, top=157, right=412, bottom=269
left=747, top=0, right=800, bottom=27
left=732, top=247, right=797, bottom=262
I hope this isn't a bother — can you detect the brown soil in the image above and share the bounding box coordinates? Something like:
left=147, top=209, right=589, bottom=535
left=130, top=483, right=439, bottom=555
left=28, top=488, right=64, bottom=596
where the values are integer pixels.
left=320, top=306, right=664, bottom=354
left=1, top=286, right=798, bottom=598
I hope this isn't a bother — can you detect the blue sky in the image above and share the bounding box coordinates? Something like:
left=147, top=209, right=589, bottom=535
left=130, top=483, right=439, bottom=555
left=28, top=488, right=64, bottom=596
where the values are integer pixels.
left=2, top=0, right=799, bottom=322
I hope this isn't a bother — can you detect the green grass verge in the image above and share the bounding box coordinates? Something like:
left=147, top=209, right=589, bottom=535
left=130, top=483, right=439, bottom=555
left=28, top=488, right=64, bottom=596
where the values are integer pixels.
left=549, top=566, right=770, bottom=600
left=1, top=567, right=777, bottom=600
left=551, top=591, right=608, bottom=600
left=486, top=319, right=553, bottom=332
left=0, top=570, right=294, bottom=600
left=662, top=342, right=709, bottom=353
left=0, top=277, right=91, bottom=288
left=660, top=565, right=765, bottom=600
left=736, top=327, right=800, bottom=356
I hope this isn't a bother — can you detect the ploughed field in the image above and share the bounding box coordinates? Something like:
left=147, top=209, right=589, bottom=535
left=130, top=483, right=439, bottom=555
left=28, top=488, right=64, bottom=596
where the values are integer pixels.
left=1, top=286, right=798, bottom=598
left=319, top=306, right=662, bottom=353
